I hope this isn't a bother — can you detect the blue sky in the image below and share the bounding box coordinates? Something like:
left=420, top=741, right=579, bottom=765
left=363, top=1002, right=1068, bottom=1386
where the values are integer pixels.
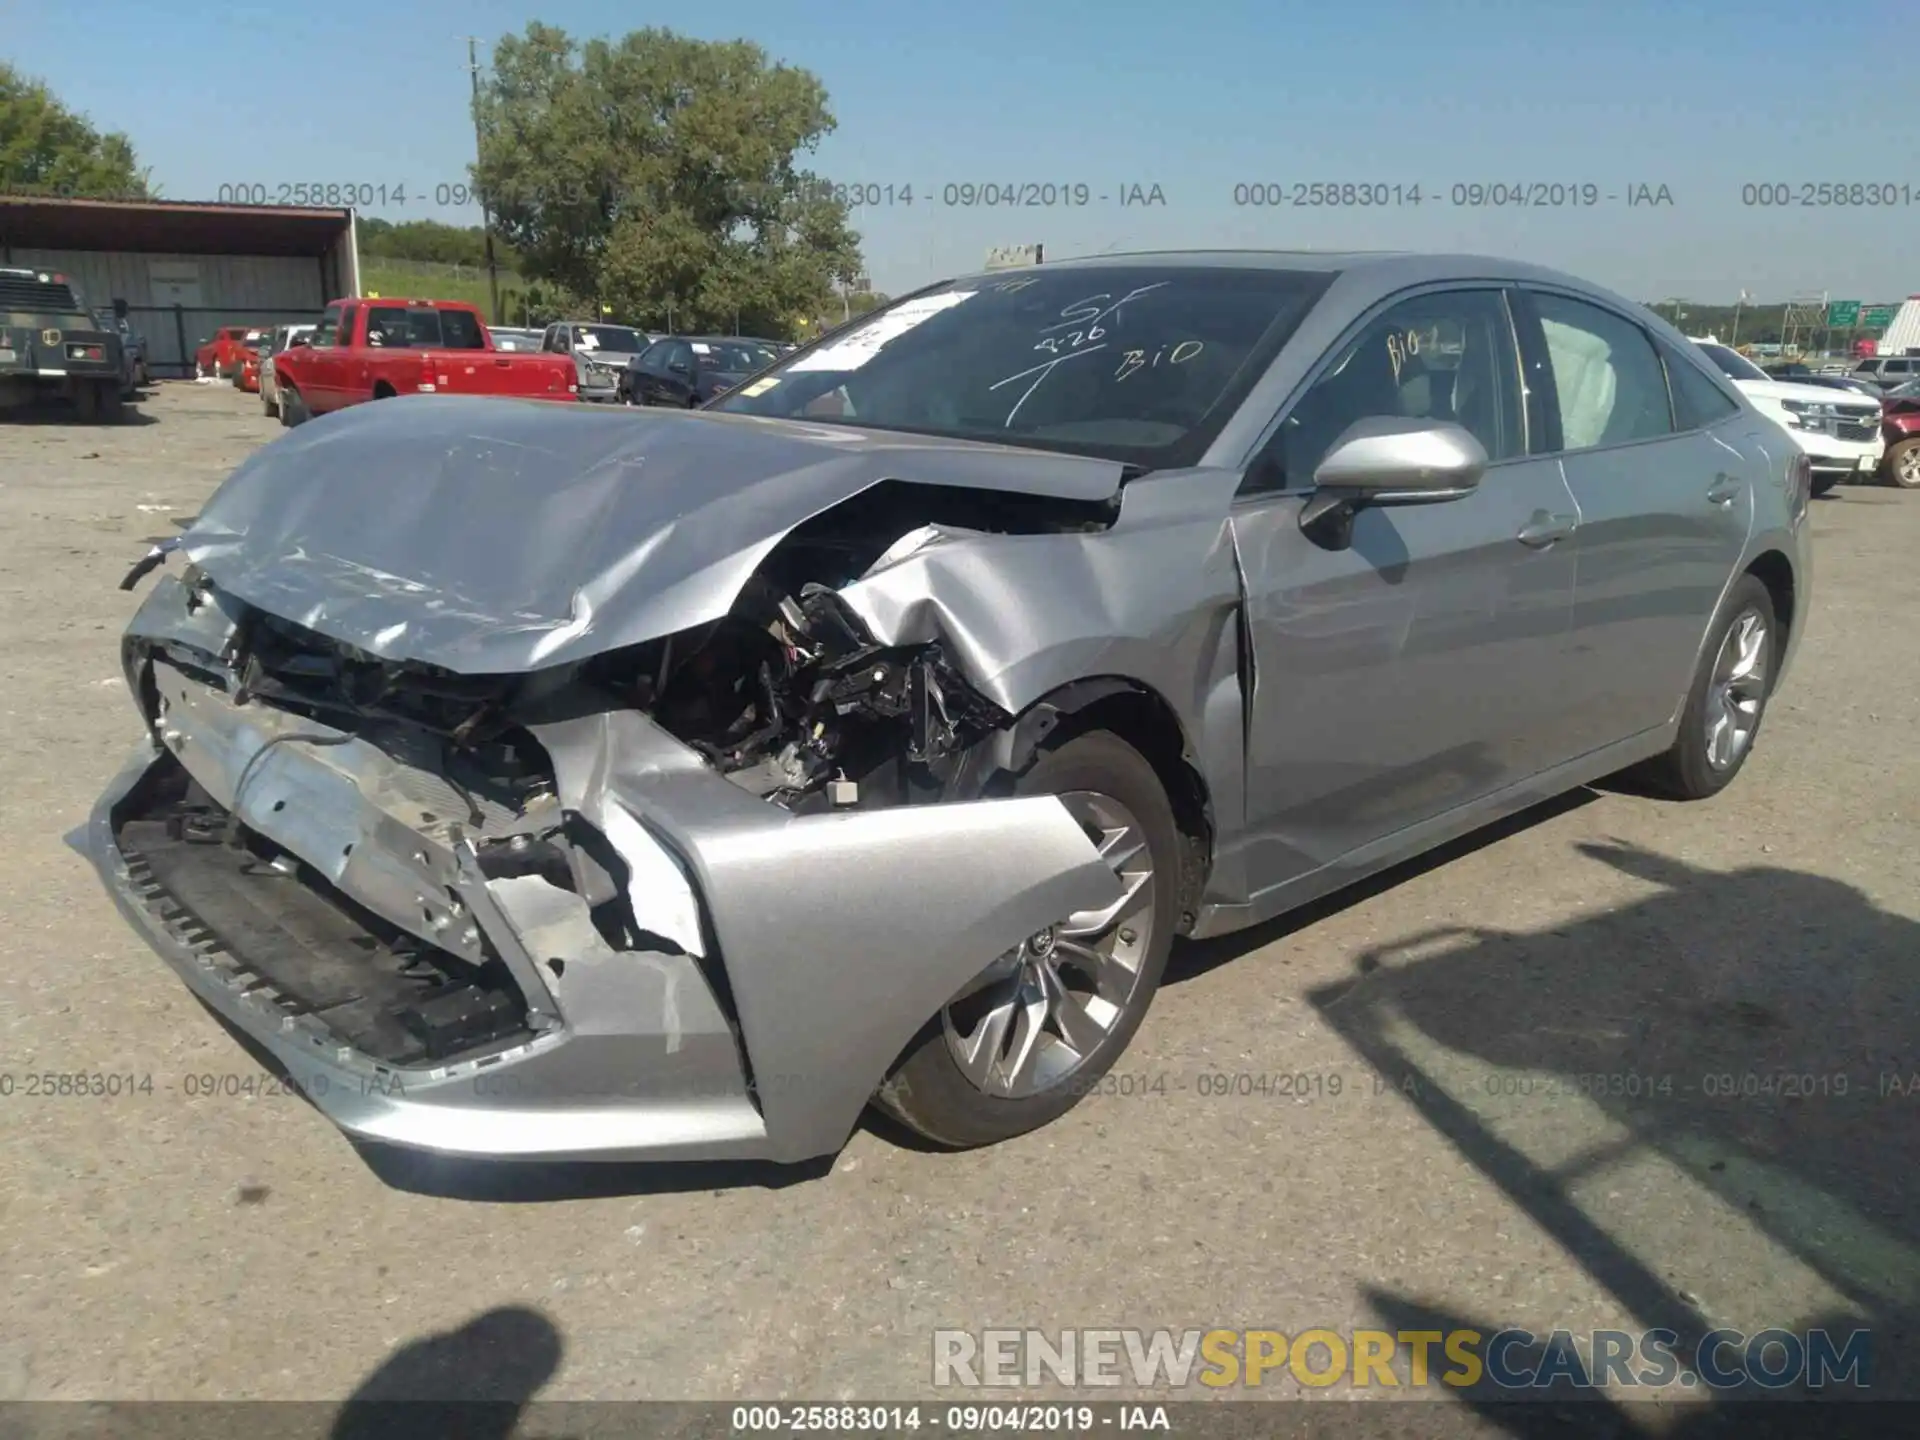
left=9, top=0, right=1913, bottom=302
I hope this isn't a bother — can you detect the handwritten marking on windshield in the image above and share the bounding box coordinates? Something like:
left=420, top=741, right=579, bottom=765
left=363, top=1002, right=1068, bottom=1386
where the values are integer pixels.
left=1039, top=282, right=1171, bottom=336
left=1114, top=340, right=1205, bottom=382
left=989, top=345, right=1111, bottom=427
left=991, top=277, right=1041, bottom=294
left=1035, top=324, right=1105, bottom=356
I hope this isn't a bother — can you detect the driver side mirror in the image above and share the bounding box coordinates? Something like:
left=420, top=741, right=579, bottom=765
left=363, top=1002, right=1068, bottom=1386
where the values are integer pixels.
left=668, top=359, right=690, bottom=374
left=1298, top=417, right=1486, bottom=548
left=289, top=335, right=311, bottom=348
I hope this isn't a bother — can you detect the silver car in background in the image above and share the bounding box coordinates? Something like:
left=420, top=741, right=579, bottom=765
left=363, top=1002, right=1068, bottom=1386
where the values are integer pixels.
left=93, top=252, right=1810, bottom=1165
left=258, top=323, right=314, bottom=419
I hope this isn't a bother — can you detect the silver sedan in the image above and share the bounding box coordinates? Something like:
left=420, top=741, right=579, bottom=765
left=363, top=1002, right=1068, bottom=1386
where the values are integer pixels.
left=93, top=251, right=1811, bottom=1164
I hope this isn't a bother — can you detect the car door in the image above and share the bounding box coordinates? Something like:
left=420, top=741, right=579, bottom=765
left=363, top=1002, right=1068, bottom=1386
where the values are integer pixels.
left=313, top=302, right=361, bottom=411
left=1513, top=287, right=1754, bottom=752
left=662, top=340, right=701, bottom=404
left=1229, top=284, right=1582, bottom=890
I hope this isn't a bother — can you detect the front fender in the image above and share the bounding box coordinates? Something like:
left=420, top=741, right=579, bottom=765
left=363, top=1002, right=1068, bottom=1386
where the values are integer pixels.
left=530, top=710, right=1123, bottom=1162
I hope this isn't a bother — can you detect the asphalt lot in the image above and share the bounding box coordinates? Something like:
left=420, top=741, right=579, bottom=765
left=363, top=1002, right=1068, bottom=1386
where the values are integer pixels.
left=1, top=382, right=1916, bottom=1420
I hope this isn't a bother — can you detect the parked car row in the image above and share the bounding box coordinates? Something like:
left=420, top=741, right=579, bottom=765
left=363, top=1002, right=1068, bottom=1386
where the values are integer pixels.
left=1694, top=341, right=1915, bottom=493
left=265, top=297, right=578, bottom=424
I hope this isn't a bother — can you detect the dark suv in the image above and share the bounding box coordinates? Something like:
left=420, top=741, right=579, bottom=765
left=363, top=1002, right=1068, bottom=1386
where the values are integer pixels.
left=0, top=267, right=128, bottom=420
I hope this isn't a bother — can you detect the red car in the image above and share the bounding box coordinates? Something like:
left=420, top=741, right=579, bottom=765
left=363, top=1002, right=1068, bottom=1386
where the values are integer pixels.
left=270, top=296, right=577, bottom=424
left=194, top=326, right=259, bottom=378
left=1880, top=378, right=1920, bottom=488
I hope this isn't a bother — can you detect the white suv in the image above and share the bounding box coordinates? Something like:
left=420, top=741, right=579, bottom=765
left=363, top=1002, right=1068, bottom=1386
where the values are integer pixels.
left=1696, top=342, right=1883, bottom=495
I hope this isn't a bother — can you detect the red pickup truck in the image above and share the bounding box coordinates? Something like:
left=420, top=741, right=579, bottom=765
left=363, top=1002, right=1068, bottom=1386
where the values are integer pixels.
left=272, top=297, right=578, bottom=425
left=195, top=326, right=260, bottom=378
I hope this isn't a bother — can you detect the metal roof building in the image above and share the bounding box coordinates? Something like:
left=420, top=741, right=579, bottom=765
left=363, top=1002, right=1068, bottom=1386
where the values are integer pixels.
left=1876, top=296, right=1920, bottom=358
left=0, top=196, right=359, bottom=377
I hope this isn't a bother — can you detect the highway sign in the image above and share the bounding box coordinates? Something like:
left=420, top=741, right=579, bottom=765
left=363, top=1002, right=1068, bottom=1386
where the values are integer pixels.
left=1827, top=300, right=1861, bottom=326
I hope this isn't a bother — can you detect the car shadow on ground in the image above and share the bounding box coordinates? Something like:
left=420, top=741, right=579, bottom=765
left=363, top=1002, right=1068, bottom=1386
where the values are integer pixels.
left=1295, top=840, right=1919, bottom=1427
left=0, top=398, right=160, bottom=426
left=328, top=1304, right=561, bottom=1438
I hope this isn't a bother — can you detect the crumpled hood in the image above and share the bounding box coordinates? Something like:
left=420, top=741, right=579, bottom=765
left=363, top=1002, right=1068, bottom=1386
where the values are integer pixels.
left=181, top=394, right=1126, bottom=674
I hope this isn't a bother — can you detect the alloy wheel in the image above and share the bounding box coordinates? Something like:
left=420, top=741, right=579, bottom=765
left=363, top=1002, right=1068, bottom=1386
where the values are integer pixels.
left=941, top=790, right=1156, bottom=1099
left=1703, top=609, right=1769, bottom=771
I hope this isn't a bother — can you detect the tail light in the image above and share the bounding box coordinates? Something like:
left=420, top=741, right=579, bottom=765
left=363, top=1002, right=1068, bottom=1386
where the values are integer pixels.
left=418, top=354, right=436, bottom=393
left=1788, top=453, right=1811, bottom=522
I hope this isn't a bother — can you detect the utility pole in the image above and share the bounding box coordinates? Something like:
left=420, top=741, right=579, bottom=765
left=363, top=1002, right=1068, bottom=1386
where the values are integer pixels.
left=464, top=36, right=503, bottom=326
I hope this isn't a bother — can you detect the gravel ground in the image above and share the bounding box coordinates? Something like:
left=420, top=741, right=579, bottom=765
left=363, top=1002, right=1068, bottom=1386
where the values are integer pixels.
left=0, top=383, right=1915, bottom=1427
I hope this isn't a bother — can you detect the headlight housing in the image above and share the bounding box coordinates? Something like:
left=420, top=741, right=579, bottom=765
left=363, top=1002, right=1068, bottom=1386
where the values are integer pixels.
left=1778, top=397, right=1839, bottom=430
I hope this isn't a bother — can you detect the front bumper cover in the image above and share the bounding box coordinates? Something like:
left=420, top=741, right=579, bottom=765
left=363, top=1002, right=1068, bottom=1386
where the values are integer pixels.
left=88, top=588, right=1121, bottom=1163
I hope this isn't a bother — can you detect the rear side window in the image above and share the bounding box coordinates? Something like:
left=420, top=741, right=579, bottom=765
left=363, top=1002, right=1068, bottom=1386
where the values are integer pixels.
left=438, top=308, right=485, bottom=349
left=1662, top=347, right=1741, bottom=430
left=1529, top=292, right=1674, bottom=449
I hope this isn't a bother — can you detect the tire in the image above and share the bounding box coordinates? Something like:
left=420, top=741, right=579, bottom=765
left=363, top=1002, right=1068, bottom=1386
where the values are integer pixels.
left=1809, top=472, right=1840, bottom=498
left=1886, top=437, right=1920, bottom=490
left=73, top=381, right=101, bottom=422
left=280, top=385, right=307, bottom=427
left=1627, top=573, right=1778, bottom=801
left=872, top=730, right=1180, bottom=1148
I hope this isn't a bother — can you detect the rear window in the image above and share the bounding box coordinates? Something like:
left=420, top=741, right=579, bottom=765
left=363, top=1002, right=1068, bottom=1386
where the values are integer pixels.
left=0, top=274, right=82, bottom=311
left=364, top=305, right=487, bottom=350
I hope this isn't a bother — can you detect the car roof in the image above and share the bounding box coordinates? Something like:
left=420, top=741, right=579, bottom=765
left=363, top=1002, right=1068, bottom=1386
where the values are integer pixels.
left=944, top=248, right=1602, bottom=287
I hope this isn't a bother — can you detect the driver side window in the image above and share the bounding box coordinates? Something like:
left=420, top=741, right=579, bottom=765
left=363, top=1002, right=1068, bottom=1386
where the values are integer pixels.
left=1246, top=288, right=1523, bottom=494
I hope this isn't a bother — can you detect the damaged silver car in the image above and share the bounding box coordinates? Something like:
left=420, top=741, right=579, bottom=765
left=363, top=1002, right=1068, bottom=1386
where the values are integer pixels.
left=90, top=252, right=1812, bottom=1164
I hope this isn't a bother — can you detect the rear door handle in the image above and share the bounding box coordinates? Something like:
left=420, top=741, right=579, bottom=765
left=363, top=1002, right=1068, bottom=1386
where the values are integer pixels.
left=1517, top=510, right=1577, bottom=548
left=1707, top=475, right=1742, bottom=505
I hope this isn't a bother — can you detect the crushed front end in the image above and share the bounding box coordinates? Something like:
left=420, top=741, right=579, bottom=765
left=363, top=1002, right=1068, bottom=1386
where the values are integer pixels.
left=88, top=561, right=1120, bottom=1164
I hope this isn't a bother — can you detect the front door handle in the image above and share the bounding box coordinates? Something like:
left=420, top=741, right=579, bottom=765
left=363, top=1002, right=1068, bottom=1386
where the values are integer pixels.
left=1707, top=475, right=1742, bottom=505
left=1517, top=510, right=1577, bottom=548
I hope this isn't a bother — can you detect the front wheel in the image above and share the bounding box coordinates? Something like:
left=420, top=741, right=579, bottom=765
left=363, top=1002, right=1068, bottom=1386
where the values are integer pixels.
left=1809, top=472, right=1841, bottom=498
left=1626, top=573, right=1778, bottom=800
left=280, top=385, right=308, bottom=427
left=872, top=730, right=1179, bottom=1148
left=1886, top=438, right=1920, bottom=490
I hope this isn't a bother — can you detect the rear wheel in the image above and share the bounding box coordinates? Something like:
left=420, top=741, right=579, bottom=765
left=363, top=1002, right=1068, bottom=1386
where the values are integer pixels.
left=1886, top=437, right=1920, bottom=490
left=1626, top=573, right=1777, bottom=800
left=873, top=730, right=1179, bottom=1148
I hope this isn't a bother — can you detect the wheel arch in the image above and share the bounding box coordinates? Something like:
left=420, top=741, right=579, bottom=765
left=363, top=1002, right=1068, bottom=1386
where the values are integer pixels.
left=1744, top=548, right=1796, bottom=645
left=967, top=675, right=1216, bottom=934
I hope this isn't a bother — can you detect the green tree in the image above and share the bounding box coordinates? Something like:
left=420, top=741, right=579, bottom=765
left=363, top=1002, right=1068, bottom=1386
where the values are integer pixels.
left=358, top=216, right=517, bottom=270
left=472, top=24, right=863, bottom=339
left=0, top=64, right=150, bottom=199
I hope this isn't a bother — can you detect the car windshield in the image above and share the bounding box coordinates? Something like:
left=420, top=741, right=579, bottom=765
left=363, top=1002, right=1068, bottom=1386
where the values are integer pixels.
left=573, top=324, right=644, bottom=353
left=1887, top=378, right=1920, bottom=398
left=693, top=340, right=779, bottom=374
left=709, top=264, right=1335, bottom=466
left=1697, top=343, right=1769, bottom=382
